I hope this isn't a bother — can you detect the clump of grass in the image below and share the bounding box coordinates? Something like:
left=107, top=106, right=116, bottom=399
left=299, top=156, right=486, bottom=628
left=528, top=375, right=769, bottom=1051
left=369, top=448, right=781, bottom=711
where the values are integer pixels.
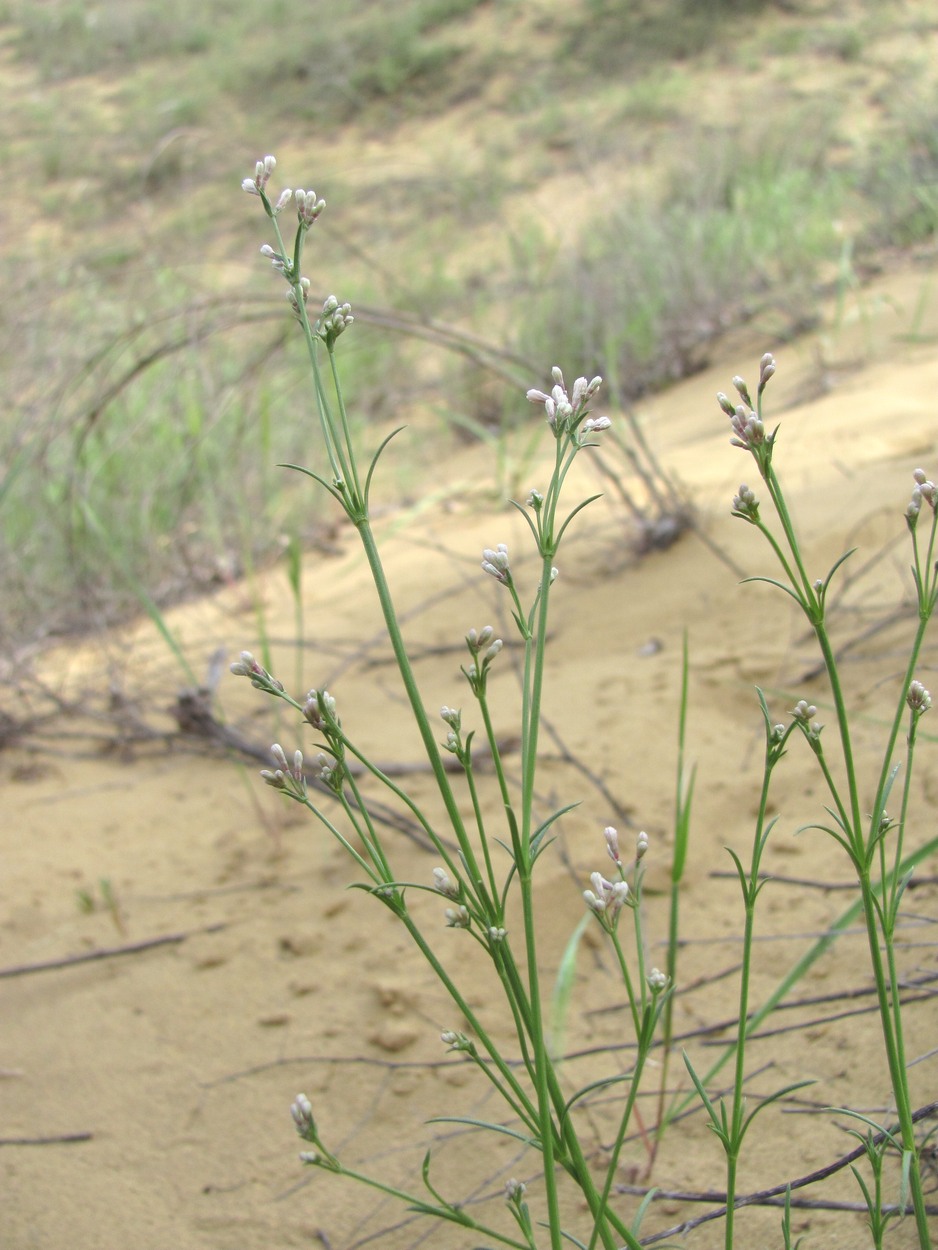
left=561, top=0, right=780, bottom=75
left=512, top=109, right=847, bottom=401
left=861, top=80, right=938, bottom=248
left=9, top=0, right=213, bottom=79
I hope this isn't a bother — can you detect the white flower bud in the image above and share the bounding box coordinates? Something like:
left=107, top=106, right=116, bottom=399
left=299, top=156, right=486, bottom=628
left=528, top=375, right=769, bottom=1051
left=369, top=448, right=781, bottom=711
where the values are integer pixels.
left=432, top=867, right=459, bottom=898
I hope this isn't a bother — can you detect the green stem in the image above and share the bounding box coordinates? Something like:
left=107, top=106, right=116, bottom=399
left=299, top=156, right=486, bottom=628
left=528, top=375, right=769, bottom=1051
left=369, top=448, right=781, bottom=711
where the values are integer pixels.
left=462, top=757, right=500, bottom=918
left=327, top=343, right=364, bottom=500
left=401, top=910, right=540, bottom=1128
left=856, top=874, right=932, bottom=1246
left=811, top=617, right=864, bottom=847
left=315, top=1159, right=532, bottom=1250
left=515, top=554, right=563, bottom=1250
left=355, top=519, right=475, bottom=857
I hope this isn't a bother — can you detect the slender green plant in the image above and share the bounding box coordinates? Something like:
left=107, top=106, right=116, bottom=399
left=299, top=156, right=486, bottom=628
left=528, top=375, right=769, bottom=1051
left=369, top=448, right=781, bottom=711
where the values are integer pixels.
left=684, top=354, right=936, bottom=1249
left=233, top=155, right=671, bottom=1250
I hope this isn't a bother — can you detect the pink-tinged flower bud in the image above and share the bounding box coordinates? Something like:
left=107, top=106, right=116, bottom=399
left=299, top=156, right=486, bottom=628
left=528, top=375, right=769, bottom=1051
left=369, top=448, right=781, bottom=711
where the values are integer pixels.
left=732, top=375, right=753, bottom=408
left=604, top=825, right=621, bottom=864
left=732, top=483, right=759, bottom=519
left=303, top=688, right=337, bottom=729
left=291, top=1093, right=316, bottom=1139
left=583, top=888, right=606, bottom=914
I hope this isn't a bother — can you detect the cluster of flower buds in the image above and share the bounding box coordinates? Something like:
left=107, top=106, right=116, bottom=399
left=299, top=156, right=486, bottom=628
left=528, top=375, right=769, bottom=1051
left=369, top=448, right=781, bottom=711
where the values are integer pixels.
left=719, top=397, right=766, bottom=451
left=758, top=353, right=777, bottom=392
left=291, top=1095, right=339, bottom=1171
left=314, top=752, right=344, bottom=794
left=647, top=967, right=669, bottom=993
left=444, top=904, right=471, bottom=929
left=527, top=366, right=604, bottom=437
left=440, top=1029, right=473, bottom=1052
left=229, top=650, right=285, bottom=694
left=731, top=353, right=776, bottom=403
left=290, top=1093, right=317, bottom=1142
left=792, top=698, right=822, bottom=740
left=481, top=543, right=511, bottom=585
left=463, top=626, right=504, bottom=695
left=906, top=468, right=938, bottom=527
left=466, top=625, right=496, bottom=653
left=718, top=354, right=777, bottom=455
left=303, top=688, right=338, bottom=732
left=440, top=705, right=463, bottom=756
left=432, top=866, right=460, bottom=899
left=243, top=154, right=278, bottom=197
left=583, top=870, right=630, bottom=916
left=260, top=743, right=307, bottom=798
left=732, top=483, right=760, bottom=522
left=585, top=827, right=649, bottom=926
left=907, top=680, right=932, bottom=713
left=242, top=156, right=294, bottom=217
left=244, top=160, right=331, bottom=329
left=295, top=187, right=325, bottom=227
left=317, top=294, right=354, bottom=345
left=285, top=276, right=312, bottom=321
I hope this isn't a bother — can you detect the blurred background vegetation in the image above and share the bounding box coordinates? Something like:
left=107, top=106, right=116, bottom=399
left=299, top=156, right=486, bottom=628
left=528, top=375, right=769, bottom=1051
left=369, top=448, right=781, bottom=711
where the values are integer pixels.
left=1, top=0, right=937, bottom=646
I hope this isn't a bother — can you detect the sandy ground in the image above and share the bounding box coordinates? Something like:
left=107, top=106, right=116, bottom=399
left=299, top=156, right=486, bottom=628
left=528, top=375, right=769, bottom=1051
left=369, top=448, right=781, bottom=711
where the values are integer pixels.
left=3, top=264, right=938, bottom=1249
